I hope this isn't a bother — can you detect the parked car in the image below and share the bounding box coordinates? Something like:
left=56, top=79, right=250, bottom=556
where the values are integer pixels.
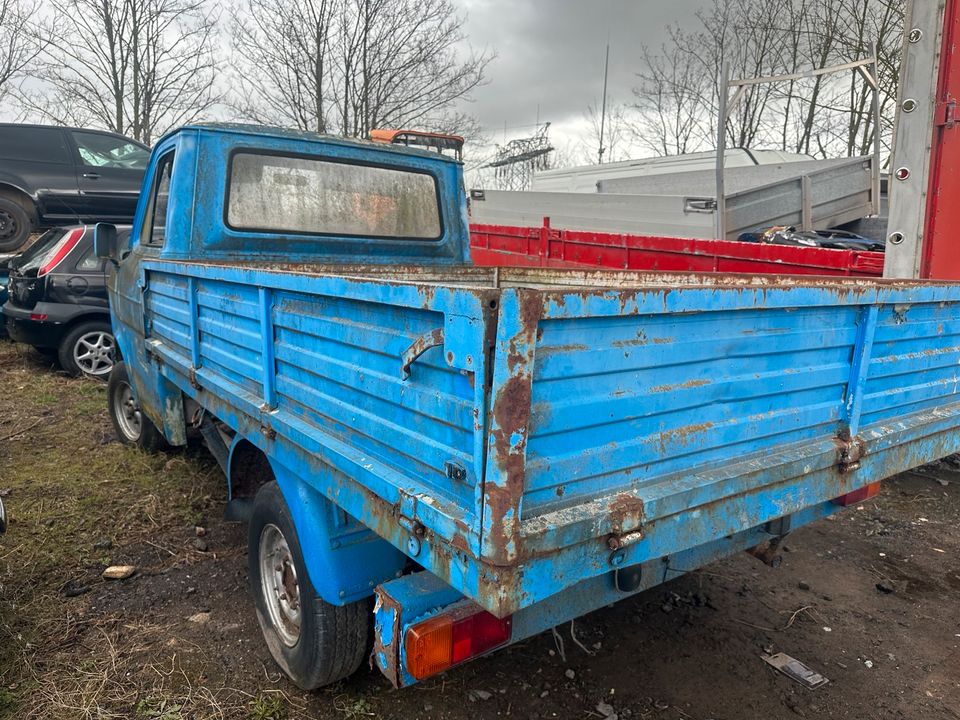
left=738, top=225, right=885, bottom=252
left=0, top=124, right=148, bottom=252
left=3, top=225, right=128, bottom=378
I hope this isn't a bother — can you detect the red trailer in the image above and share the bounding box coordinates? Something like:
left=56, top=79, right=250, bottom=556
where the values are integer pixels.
left=469, top=219, right=885, bottom=277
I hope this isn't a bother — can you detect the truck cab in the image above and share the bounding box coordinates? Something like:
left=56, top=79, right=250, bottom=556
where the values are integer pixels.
left=99, top=123, right=960, bottom=691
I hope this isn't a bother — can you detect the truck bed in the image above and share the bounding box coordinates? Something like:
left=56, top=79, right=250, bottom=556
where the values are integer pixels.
left=140, top=260, right=960, bottom=616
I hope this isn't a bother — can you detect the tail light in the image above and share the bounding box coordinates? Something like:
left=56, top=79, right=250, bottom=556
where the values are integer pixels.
left=833, top=481, right=881, bottom=507
left=38, top=227, right=84, bottom=277
left=405, top=604, right=512, bottom=680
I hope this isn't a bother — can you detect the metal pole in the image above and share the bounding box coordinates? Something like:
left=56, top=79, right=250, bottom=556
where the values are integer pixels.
left=715, top=63, right=730, bottom=240
left=599, top=43, right=610, bottom=164
left=870, top=40, right=882, bottom=217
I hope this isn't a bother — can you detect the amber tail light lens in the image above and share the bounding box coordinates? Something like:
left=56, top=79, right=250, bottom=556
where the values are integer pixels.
left=405, top=606, right=512, bottom=680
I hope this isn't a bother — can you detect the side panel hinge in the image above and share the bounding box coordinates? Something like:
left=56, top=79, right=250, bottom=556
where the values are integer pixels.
left=837, top=436, right=866, bottom=473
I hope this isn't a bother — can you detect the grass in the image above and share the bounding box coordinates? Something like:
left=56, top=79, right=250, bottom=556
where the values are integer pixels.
left=248, top=694, right=287, bottom=720
left=0, top=342, right=387, bottom=719
left=0, top=342, right=224, bottom=718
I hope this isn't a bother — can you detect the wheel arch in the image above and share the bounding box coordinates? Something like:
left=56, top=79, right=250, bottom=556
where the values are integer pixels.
left=235, top=441, right=406, bottom=606
left=0, top=183, right=38, bottom=223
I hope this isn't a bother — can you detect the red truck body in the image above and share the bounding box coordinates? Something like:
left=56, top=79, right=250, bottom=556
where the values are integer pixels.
left=469, top=219, right=885, bottom=277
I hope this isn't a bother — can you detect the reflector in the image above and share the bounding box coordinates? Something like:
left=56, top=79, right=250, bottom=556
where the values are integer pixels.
left=833, top=481, right=881, bottom=507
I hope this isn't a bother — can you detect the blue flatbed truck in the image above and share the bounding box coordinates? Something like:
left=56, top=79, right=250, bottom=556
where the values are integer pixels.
left=97, top=123, right=960, bottom=689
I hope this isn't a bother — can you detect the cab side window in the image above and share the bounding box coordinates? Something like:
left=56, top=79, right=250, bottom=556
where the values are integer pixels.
left=141, top=153, right=174, bottom=247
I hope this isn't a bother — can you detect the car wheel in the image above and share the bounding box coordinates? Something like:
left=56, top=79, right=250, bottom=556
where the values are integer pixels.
left=107, top=361, right=166, bottom=451
left=58, top=321, right=115, bottom=379
left=0, top=197, right=30, bottom=253
left=249, top=482, right=369, bottom=689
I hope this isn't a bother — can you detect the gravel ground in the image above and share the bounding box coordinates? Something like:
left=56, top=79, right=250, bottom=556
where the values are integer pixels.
left=0, top=340, right=958, bottom=719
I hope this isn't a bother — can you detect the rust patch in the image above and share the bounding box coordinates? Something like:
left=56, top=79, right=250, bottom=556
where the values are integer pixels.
left=650, top=378, right=710, bottom=394
left=658, top=421, right=714, bottom=450
left=607, top=492, right=645, bottom=534
left=486, top=290, right=542, bottom=566
left=450, top=532, right=471, bottom=554
left=537, top=343, right=588, bottom=356
left=372, top=588, right=404, bottom=688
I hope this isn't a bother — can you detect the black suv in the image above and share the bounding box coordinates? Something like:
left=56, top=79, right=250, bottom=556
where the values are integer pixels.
left=0, top=124, right=148, bottom=252
left=3, top=225, right=130, bottom=378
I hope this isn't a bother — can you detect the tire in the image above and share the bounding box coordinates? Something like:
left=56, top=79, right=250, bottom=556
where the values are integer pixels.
left=0, top=196, right=31, bottom=253
left=248, top=482, right=369, bottom=689
left=107, top=361, right=166, bottom=451
left=58, top=320, right=116, bottom=379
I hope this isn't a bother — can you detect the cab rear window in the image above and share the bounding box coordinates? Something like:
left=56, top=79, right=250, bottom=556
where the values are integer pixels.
left=226, top=152, right=442, bottom=240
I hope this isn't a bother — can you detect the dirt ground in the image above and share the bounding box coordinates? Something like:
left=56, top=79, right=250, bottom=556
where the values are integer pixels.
left=0, top=340, right=958, bottom=720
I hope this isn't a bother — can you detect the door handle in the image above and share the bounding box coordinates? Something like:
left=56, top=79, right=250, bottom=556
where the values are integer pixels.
left=82, top=172, right=101, bottom=179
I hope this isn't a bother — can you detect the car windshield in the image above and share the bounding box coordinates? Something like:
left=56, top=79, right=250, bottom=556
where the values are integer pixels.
left=72, top=131, right=150, bottom=170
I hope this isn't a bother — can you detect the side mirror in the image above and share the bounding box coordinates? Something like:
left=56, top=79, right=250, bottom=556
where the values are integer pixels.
left=94, top=223, right=118, bottom=263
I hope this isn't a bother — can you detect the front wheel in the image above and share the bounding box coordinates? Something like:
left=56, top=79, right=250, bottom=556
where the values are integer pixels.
left=248, top=482, right=369, bottom=689
left=107, top=361, right=166, bottom=451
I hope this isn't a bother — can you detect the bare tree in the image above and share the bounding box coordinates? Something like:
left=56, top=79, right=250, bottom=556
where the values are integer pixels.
left=231, top=0, right=492, bottom=141
left=575, top=101, right=631, bottom=165
left=629, top=0, right=904, bottom=162
left=27, top=0, right=219, bottom=144
left=0, top=0, right=46, bottom=104
left=632, top=35, right=712, bottom=156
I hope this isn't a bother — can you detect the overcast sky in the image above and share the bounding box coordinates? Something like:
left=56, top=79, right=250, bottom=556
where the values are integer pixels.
left=455, top=0, right=705, bottom=160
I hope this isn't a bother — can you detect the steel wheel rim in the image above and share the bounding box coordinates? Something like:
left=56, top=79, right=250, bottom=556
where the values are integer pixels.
left=0, top=210, right=16, bottom=241
left=74, top=331, right=115, bottom=377
left=259, top=523, right=302, bottom=647
left=113, top=381, right=142, bottom=441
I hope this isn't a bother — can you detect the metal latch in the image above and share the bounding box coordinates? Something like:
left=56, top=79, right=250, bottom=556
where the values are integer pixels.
left=444, top=460, right=467, bottom=484
left=836, top=436, right=865, bottom=473
left=684, top=197, right=717, bottom=214
left=936, top=98, right=957, bottom=128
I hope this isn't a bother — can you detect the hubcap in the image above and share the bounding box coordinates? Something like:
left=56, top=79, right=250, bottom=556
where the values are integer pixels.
left=259, top=524, right=302, bottom=647
left=113, top=381, right=142, bottom=441
left=74, top=331, right=115, bottom=377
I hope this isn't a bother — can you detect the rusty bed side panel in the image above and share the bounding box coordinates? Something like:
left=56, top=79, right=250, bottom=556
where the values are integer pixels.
left=487, top=280, right=960, bottom=569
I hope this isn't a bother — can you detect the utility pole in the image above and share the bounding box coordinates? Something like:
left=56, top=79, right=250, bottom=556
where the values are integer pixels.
left=598, top=42, right=610, bottom=164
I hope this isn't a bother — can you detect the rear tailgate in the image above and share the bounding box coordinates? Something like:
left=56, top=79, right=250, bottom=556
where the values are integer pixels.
left=480, top=273, right=960, bottom=614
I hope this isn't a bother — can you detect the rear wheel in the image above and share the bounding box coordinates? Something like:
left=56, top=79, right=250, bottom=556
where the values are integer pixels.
left=0, top=197, right=30, bottom=253
left=107, top=361, right=165, bottom=451
left=248, top=482, right=369, bottom=689
left=58, top=321, right=115, bottom=379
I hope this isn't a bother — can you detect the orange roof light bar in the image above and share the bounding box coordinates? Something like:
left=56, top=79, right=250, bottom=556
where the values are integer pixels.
left=370, top=129, right=464, bottom=160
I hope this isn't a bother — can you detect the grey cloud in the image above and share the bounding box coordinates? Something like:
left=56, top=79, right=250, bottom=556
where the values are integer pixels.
left=456, top=0, right=707, bottom=136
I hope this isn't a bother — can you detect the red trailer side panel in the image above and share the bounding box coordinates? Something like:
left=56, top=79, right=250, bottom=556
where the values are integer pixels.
left=469, top=222, right=884, bottom=277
